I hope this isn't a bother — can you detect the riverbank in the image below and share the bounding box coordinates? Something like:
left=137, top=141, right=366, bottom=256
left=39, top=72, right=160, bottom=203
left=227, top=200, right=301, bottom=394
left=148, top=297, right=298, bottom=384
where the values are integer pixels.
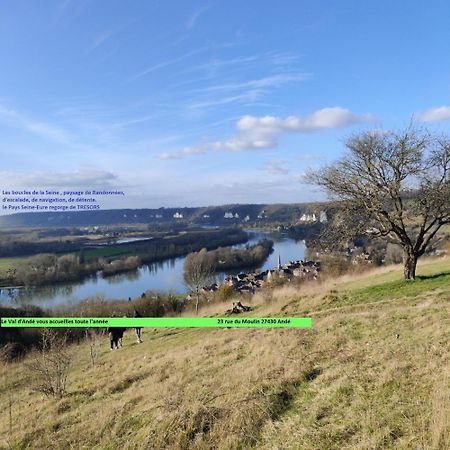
left=208, top=239, right=274, bottom=272
left=0, top=228, right=248, bottom=288
left=0, top=231, right=306, bottom=307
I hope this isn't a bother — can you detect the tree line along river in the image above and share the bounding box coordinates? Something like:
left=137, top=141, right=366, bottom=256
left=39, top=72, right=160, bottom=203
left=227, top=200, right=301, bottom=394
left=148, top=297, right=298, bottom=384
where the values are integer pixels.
left=0, top=230, right=306, bottom=309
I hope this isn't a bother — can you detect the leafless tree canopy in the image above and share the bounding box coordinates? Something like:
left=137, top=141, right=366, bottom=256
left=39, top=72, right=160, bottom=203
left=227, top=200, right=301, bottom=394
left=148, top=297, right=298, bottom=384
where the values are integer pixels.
left=309, top=127, right=450, bottom=279
left=26, top=329, right=71, bottom=397
left=183, top=248, right=216, bottom=313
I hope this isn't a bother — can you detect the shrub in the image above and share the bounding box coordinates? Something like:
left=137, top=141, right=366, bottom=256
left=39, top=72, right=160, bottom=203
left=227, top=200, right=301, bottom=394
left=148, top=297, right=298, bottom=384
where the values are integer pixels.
left=26, top=329, right=71, bottom=398
left=319, top=255, right=352, bottom=277
left=385, top=243, right=403, bottom=264
left=217, top=284, right=234, bottom=302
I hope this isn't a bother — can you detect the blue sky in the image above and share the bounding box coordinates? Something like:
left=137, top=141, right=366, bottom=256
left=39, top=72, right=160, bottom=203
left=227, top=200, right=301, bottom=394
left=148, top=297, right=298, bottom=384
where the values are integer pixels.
left=2, top=0, right=450, bottom=211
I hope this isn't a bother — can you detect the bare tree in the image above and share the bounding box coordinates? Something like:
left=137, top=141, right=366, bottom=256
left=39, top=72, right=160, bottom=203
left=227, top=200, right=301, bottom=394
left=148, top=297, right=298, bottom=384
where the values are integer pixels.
left=309, top=127, right=450, bottom=280
left=85, top=328, right=103, bottom=367
left=183, top=248, right=215, bottom=314
left=27, top=329, right=71, bottom=397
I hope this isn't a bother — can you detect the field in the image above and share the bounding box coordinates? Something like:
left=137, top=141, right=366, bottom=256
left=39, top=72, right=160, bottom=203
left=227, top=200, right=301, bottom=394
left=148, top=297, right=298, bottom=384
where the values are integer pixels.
left=0, top=258, right=449, bottom=449
left=0, top=257, right=28, bottom=278
left=82, top=246, right=135, bottom=261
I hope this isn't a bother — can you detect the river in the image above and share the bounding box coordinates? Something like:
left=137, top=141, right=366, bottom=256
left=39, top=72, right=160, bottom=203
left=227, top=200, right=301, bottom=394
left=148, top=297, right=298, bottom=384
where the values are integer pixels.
left=0, top=230, right=306, bottom=308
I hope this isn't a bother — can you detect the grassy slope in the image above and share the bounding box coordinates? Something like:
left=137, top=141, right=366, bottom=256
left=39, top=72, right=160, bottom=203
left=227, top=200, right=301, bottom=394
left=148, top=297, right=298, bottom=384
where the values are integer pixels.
left=0, top=259, right=449, bottom=449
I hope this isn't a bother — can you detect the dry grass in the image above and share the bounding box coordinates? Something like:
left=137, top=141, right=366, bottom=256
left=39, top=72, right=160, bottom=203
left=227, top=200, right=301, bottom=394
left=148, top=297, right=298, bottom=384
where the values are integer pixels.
left=0, top=257, right=449, bottom=449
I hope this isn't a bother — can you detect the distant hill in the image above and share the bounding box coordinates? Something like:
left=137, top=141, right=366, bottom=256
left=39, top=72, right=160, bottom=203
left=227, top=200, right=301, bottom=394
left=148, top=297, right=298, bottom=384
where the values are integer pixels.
left=0, top=203, right=327, bottom=228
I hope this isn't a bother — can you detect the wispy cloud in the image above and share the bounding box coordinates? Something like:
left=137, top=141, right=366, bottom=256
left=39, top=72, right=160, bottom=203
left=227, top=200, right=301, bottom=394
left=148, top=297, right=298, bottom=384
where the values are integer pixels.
left=178, top=52, right=300, bottom=77
left=0, top=166, right=120, bottom=188
left=187, top=91, right=265, bottom=110
left=416, top=106, right=450, bottom=122
left=180, top=55, right=261, bottom=76
left=186, top=5, right=212, bottom=30
left=0, top=104, right=73, bottom=145
left=90, top=30, right=117, bottom=51
left=155, top=107, right=373, bottom=159
left=297, top=154, right=324, bottom=161
left=128, top=42, right=248, bottom=82
left=50, top=99, right=165, bottom=141
left=107, top=114, right=157, bottom=129
left=184, top=72, right=309, bottom=111
left=155, top=152, right=183, bottom=160
left=293, top=172, right=308, bottom=183
left=260, top=159, right=289, bottom=175
left=87, top=22, right=130, bottom=53
left=129, top=44, right=228, bottom=82
left=54, top=0, right=91, bottom=25
left=191, top=73, right=309, bottom=94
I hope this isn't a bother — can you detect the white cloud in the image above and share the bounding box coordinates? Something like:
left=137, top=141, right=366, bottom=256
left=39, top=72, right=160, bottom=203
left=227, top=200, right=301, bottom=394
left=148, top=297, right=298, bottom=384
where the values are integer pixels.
left=154, top=152, right=183, bottom=160
left=235, top=107, right=372, bottom=133
left=219, top=107, right=373, bottom=150
left=180, top=146, right=207, bottom=156
left=416, top=106, right=450, bottom=122
left=0, top=167, right=120, bottom=188
left=261, top=159, right=289, bottom=175
left=154, top=146, right=207, bottom=160
left=155, top=107, right=373, bottom=159
left=297, top=154, right=324, bottom=161
left=293, top=172, right=308, bottom=183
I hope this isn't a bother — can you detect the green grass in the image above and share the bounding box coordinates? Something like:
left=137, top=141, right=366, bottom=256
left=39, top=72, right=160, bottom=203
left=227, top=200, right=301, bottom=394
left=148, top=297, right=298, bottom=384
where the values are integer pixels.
left=0, top=258, right=449, bottom=449
left=348, top=270, right=450, bottom=303
left=0, top=256, right=28, bottom=277
left=82, top=246, right=133, bottom=261
left=324, top=257, right=450, bottom=308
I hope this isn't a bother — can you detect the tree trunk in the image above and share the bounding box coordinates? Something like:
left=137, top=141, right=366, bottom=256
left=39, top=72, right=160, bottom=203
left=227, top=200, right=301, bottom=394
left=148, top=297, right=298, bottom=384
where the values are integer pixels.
left=403, top=250, right=417, bottom=280
left=195, top=288, right=199, bottom=315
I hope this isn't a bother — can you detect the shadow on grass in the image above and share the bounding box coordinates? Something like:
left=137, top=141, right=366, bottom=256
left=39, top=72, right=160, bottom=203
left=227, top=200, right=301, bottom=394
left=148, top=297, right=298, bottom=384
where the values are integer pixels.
left=416, top=270, right=450, bottom=281
left=347, top=269, right=450, bottom=303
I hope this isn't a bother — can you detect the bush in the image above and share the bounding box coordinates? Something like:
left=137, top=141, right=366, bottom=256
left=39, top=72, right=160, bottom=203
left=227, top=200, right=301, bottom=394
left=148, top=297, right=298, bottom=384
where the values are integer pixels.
left=0, top=305, right=48, bottom=360
left=165, top=293, right=186, bottom=315
left=14, top=253, right=83, bottom=286
left=385, top=243, right=404, bottom=264
left=101, top=255, right=141, bottom=275
left=319, top=255, right=352, bottom=277
left=26, top=329, right=71, bottom=398
left=217, top=284, right=234, bottom=302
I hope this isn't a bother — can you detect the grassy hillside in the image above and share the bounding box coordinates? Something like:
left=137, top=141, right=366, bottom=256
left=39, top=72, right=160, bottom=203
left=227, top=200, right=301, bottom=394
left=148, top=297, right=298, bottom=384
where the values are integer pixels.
left=1, top=258, right=449, bottom=449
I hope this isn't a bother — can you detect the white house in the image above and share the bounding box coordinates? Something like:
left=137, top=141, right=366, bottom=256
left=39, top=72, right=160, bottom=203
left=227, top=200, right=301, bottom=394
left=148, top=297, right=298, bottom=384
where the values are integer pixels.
left=299, top=213, right=317, bottom=222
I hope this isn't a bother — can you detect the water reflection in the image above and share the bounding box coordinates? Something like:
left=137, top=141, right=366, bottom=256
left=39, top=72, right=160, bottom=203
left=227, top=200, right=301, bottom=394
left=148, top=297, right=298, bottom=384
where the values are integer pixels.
left=102, top=269, right=141, bottom=283
left=0, top=230, right=305, bottom=308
